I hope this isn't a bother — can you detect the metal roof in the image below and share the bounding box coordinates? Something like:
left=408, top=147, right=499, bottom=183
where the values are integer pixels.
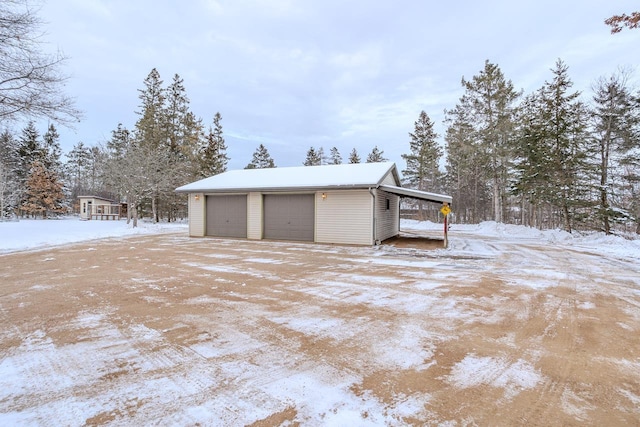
left=378, top=185, right=452, bottom=204
left=176, top=162, right=401, bottom=193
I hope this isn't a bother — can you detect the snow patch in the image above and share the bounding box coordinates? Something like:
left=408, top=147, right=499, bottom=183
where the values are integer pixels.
left=447, top=355, right=542, bottom=399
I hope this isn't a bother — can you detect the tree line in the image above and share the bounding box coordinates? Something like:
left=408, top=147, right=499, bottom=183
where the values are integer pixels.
left=2, top=1, right=639, bottom=233
left=1, top=60, right=639, bottom=235
left=406, top=60, right=640, bottom=235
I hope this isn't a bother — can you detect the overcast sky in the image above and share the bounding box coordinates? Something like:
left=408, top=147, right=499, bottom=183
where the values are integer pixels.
left=37, top=0, right=639, bottom=170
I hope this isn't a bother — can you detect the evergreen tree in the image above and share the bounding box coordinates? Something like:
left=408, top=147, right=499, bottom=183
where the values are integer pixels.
left=42, top=123, right=62, bottom=174
left=163, top=73, right=190, bottom=155
left=328, top=147, right=342, bottom=165
left=513, top=60, right=592, bottom=232
left=21, top=160, right=66, bottom=218
left=366, top=145, right=387, bottom=163
left=402, top=111, right=442, bottom=190
left=317, top=147, right=326, bottom=165
left=17, top=121, right=44, bottom=174
left=246, top=144, right=276, bottom=169
left=135, top=68, right=165, bottom=150
left=303, top=146, right=322, bottom=166
left=591, top=71, right=637, bottom=234
left=457, top=60, right=520, bottom=222
left=444, top=106, right=489, bottom=223
left=65, top=141, right=91, bottom=197
left=200, top=112, right=228, bottom=177
left=106, top=123, right=133, bottom=159
left=348, top=148, right=361, bottom=164
left=0, top=130, right=21, bottom=218
left=402, top=111, right=442, bottom=219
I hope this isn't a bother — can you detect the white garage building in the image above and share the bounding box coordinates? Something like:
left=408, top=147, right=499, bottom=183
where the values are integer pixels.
left=175, top=162, right=452, bottom=246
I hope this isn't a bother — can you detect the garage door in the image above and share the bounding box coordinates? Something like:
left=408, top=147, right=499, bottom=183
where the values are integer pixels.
left=206, top=195, right=247, bottom=238
left=263, top=194, right=315, bottom=241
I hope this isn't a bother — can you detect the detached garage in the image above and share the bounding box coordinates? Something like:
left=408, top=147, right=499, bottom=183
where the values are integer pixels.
left=175, top=162, right=452, bottom=246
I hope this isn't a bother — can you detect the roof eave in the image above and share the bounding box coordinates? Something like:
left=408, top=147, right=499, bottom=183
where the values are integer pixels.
left=175, top=184, right=379, bottom=194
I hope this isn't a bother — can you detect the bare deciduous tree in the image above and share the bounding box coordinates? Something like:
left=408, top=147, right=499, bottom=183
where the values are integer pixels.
left=0, top=0, right=81, bottom=124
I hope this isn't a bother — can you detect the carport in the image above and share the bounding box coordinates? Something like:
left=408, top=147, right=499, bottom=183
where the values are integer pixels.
left=377, top=185, right=453, bottom=247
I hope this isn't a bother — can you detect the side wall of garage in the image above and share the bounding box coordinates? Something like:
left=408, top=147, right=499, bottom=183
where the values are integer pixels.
left=188, top=193, right=206, bottom=237
left=375, top=190, right=400, bottom=242
left=315, top=190, right=373, bottom=245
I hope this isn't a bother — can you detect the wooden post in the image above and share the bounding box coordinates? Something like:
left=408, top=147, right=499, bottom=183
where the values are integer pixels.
left=440, top=203, right=451, bottom=248
left=444, top=212, right=448, bottom=248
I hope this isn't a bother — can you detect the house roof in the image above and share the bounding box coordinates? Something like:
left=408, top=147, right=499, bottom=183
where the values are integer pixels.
left=176, top=162, right=401, bottom=193
left=77, top=195, right=116, bottom=203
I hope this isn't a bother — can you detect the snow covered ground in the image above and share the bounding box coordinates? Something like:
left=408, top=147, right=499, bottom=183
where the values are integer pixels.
left=0, top=217, right=187, bottom=254
left=405, top=219, right=640, bottom=263
left=1, top=218, right=639, bottom=425
left=2, top=216, right=639, bottom=260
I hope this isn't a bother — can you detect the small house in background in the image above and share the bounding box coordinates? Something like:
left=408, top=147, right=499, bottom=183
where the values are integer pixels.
left=175, top=162, right=452, bottom=246
left=78, top=196, right=121, bottom=220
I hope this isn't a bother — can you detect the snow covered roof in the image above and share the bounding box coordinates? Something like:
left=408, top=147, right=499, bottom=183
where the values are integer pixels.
left=379, top=185, right=452, bottom=204
left=176, top=162, right=401, bottom=193
left=77, top=195, right=117, bottom=203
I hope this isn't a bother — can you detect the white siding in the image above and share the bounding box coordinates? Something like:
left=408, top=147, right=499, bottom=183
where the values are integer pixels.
left=188, top=193, right=205, bottom=237
left=375, top=190, right=399, bottom=242
left=247, top=192, right=263, bottom=240
left=315, top=190, right=373, bottom=245
left=381, top=171, right=399, bottom=186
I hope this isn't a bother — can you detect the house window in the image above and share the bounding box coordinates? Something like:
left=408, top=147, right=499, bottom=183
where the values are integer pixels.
left=82, top=203, right=86, bottom=213
left=386, top=198, right=390, bottom=210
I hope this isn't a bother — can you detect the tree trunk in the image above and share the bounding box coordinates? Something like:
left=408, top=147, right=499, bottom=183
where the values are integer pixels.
left=493, top=176, right=501, bottom=223
left=152, top=195, right=158, bottom=224
left=132, top=204, right=138, bottom=228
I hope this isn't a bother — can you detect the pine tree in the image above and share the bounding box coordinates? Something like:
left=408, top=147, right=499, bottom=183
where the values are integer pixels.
left=366, top=145, right=387, bottom=163
left=17, top=121, right=44, bottom=176
left=106, top=123, right=132, bottom=159
left=317, top=147, right=326, bottom=165
left=513, top=60, right=592, bottom=232
left=163, top=74, right=190, bottom=155
left=135, top=68, right=165, bottom=150
left=303, top=146, right=322, bottom=166
left=21, top=160, right=66, bottom=218
left=328, top=147, right=342, bottom=165
left=42, top=123, right=62, bottom=174
left=246, top=144, right=276, bottom=169
left=457, top=60, right=520, bottom=223
left=402, top=111, right=442, bottom=219
left=591, top=71, right=637, bottom=234
left=348, top=148, right=361, bottom=164
left=200, top=112, right=228, bottom=177
left=444, top=106, right=489, bottom=223
left=0, top=130, right=21, bottom=218
left=65, top=141, right=91, bottom=196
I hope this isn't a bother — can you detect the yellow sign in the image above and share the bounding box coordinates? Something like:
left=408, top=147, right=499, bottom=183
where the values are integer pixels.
left=440, top=205, right=451, bottom=216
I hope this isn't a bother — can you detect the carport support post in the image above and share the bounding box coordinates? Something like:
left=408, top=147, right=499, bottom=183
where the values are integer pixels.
left=444, top=213, right=448, bottom=248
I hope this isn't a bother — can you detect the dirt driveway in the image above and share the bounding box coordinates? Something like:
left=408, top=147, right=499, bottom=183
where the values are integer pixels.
left=1, top=230, right=639, bottom=426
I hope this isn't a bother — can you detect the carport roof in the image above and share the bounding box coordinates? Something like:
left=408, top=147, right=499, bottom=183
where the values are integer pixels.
left=379, top=185, right=452, bottom=204
left=176, top=162, right=402, bottom=193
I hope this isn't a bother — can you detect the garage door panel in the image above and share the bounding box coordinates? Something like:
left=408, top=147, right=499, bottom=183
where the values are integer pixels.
left=263, top=194, right=314, bottom=241
left=206, top=195, right=247, bottom=238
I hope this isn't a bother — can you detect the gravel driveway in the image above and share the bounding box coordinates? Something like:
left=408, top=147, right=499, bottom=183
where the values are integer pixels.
left=1, top=230, right=639, bottom=426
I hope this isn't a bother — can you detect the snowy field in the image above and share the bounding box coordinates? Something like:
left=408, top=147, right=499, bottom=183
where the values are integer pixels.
left=1, top=218, right=640, bottom=425
left=0, top=217, right=187, bottom=254
left=2, top=216, right=639, bottom=260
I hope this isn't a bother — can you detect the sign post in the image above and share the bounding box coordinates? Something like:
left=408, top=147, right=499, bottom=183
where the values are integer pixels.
left=440, top=203, right=451, bottom=248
